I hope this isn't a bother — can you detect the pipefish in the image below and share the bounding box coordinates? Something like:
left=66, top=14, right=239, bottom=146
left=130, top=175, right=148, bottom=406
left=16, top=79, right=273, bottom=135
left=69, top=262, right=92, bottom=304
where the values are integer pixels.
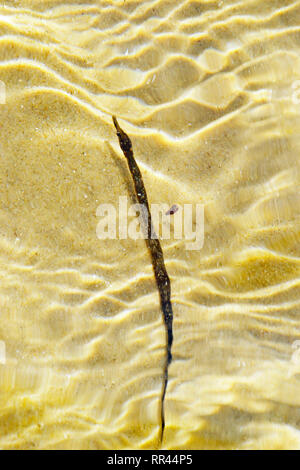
left=112, top=116, right=173, bottom=445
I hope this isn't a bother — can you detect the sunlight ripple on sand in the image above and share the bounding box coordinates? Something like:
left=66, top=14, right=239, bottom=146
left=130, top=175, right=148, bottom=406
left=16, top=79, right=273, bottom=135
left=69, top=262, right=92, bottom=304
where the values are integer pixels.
left=0, top=0, right=300, bottom=450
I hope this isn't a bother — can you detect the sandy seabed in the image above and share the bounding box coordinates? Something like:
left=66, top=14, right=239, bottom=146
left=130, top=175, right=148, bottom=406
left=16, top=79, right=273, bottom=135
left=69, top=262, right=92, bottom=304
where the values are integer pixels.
left=0, top=0, right=300, bottom=450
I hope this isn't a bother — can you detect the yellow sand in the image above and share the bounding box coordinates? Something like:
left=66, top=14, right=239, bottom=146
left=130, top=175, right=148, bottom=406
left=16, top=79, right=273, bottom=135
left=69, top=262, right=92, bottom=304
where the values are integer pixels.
left=0, top=0, right=300, bottom=449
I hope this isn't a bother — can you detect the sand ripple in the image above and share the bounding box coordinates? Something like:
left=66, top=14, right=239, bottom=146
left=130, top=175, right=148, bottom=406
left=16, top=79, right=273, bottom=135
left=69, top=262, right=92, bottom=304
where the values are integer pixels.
left=0, top=0, right=300, bottom=450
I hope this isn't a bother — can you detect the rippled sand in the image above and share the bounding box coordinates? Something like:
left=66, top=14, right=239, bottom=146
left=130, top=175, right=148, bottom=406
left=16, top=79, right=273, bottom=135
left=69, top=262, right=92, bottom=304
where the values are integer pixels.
left=0, top=0, right=300, bottom=450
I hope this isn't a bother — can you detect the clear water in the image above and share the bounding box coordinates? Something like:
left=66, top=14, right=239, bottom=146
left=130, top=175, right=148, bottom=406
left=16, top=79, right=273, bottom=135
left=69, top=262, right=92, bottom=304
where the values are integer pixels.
left=0, top=0, right=300, bottom=450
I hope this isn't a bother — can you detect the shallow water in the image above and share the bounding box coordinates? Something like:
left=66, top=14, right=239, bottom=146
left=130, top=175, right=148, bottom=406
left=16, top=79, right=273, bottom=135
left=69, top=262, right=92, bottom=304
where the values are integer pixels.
left=0, top=0, right=300, bottom=450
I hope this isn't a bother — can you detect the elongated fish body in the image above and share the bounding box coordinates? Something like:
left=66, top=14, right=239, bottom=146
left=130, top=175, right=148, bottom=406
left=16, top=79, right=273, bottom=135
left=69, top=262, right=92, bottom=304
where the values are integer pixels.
left=112, top=116, right=173, bottom=444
